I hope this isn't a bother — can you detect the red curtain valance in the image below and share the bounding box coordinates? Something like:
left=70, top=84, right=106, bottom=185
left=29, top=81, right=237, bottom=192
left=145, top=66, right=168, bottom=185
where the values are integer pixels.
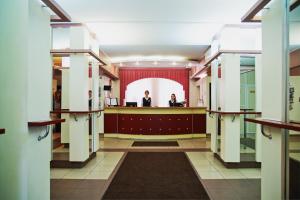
left=120, top=67, right=190, bottom=106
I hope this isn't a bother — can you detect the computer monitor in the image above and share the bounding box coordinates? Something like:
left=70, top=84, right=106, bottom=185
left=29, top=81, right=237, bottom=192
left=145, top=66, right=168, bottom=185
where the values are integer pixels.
left=106, top=98, right=118, bottom=106
left=126, top=102, right=137, bottom=107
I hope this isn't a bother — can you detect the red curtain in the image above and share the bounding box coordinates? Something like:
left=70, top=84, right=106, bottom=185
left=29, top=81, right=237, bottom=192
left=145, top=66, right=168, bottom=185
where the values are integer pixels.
left=120, top=67, right=190, bottom=106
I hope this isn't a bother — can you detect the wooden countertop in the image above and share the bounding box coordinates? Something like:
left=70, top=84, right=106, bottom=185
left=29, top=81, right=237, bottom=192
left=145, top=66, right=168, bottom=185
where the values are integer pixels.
left=104, top=107, right=207, bottom=114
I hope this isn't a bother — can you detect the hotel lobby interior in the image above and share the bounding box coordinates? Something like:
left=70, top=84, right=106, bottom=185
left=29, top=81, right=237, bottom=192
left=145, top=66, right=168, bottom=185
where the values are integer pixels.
left=1, top=0, right=300, bottom=200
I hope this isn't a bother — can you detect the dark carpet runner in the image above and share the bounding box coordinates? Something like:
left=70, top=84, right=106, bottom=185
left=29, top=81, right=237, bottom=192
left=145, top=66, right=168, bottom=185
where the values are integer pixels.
left=132, top=141, right=179, bottom=147
left=102, top=152, right=210, bottom=199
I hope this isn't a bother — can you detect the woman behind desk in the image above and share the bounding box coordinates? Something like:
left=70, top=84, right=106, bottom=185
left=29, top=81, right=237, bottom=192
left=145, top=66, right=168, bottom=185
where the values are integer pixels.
left=169, top=93, right=185, bottom=107
left=142, top=90, right=152, bottom=107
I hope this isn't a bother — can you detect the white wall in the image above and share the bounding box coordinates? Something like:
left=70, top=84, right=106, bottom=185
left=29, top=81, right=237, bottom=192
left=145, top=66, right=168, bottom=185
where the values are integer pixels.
left=125, top=78, right=185, bottom=107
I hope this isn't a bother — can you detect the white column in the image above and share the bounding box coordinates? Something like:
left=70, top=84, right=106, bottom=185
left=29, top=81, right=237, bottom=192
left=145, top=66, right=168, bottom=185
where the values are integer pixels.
left=0, top=0, right=51, bottom=199
left=99, top=77, right=105, bottom=135
left=261, top=0, right=289, bottom=199
left=69, top=26, right=90, bottom=162
left=92, top=63, right=100, bottom=151
left=61, top=68, right=70, bottom=144
left=210, top=60, right=218, bottom=153
left=220, top=54, right=240, bottom=162
left=255, top=55, right=262, bottom=162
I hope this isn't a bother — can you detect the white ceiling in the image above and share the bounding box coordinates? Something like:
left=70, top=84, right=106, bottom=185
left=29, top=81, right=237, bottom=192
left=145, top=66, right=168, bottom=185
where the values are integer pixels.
left=55, top=0, right=258, bottom=61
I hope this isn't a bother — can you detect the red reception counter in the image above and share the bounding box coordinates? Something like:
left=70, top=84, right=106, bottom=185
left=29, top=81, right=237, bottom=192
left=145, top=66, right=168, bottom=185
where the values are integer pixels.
left=104, top=107, right=207, bottom=136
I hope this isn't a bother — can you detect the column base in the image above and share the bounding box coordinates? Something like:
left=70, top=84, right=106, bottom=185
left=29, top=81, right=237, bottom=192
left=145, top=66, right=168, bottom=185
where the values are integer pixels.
left=214, top=153, right=261, bottom=168
left=50, top=152, right=96, bottom=168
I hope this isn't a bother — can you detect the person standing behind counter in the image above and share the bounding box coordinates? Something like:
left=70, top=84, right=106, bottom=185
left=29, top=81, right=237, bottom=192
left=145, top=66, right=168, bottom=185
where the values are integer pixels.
left=169, top=93, right=184, bottom=107
left=142, top=90, right=152, bottom=107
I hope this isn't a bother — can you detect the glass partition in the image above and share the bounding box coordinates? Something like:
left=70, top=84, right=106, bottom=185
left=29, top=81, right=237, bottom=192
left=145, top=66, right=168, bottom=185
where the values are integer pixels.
left=240, top=57, right=257, bottom=162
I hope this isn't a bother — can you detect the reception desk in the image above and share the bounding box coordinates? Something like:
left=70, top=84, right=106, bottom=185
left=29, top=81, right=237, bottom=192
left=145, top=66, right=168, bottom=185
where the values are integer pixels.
left=104, top=107, right=206, bottom=138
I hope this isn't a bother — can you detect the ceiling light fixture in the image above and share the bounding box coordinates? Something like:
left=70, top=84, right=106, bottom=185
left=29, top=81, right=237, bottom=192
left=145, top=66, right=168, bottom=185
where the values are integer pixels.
left=111, top=55, right=186, bottom=63
left=172, top=61, right=177, bottom=66
left=153, top=61, right=158, bottom=65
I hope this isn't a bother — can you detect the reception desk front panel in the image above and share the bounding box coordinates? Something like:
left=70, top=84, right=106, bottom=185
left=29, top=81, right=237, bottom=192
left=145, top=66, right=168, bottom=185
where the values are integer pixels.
left=104, top=107, right=206, bottom=135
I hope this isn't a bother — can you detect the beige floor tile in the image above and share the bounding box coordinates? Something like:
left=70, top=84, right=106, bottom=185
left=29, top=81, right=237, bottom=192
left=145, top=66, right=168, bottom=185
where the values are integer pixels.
left=194, top=164, right=218, bottom=172
left=238, top=168, right=261, bottom=178
left=219, top=170, right=246, bottom=179
left=63, top=170, right=90, bottom=179
left=85, top=170, right=112, bottom=179
left=50, top=169, right=71, bottom=179
left=199, top=171, right=224, bottom=179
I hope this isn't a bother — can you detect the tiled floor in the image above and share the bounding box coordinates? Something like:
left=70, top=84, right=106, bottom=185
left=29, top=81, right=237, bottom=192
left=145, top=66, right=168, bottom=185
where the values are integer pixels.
left=99, top=136, right=211, bottom=149
left=186, top=152, right=261, bottom=179
left=51, top=137, right=261, bottom=200
left=51, top=152, right=124, bottom=180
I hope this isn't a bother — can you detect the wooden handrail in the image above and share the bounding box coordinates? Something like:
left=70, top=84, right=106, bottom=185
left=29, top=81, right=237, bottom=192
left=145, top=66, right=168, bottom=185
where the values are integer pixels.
left=245, top=118, right=300, bottom=132
left=28, top=119, right=66, bottom=127
left=51, top=109, right=104, bottom=114
left=206, top=110, right=261, bottom=115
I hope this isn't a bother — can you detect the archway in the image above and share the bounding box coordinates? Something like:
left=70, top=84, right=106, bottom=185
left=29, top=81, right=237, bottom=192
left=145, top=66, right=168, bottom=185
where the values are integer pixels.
left=125, top=78, right=185, bottom=107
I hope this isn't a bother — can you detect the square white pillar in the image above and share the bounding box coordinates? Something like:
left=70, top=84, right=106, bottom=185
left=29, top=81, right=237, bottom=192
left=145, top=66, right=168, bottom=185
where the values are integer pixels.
left=69, top=26, right=90, bottom=162
left=261, top=0, right=289, bottom=199
left=220, top=54, right=240, bottom=162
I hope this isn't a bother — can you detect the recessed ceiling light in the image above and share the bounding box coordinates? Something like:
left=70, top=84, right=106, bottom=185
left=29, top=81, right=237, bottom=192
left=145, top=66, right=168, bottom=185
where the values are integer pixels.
left=153, top=61, right=158, bottom=65
left=188, top=62, right=193, bottom=67
left=135, top=61, right=140, bottom=66
left=172, top=62, right=177, bottom=66
left=119, top=62, right=123, bottom=67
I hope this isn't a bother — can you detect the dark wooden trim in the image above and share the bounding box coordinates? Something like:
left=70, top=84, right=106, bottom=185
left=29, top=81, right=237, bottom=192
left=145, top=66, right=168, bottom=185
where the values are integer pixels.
left=100, top=65, right=119, bottom=80
left=242, top=0, right=299, bottom=22
left=51, top=49, right=119, bottom=80
left=51, top=109, right=104, bottom=114
left=191, top=50, right=261, bottom=79
left=214, top=153, right=261, bottom=168
left=41, top=0, right=71, bottom=22
left=0, top=129, right=5, bottom=135
left=105, top=106, right=207, bottom=110
left=290, top=0, right=300, bottom=11
left=241, top=0, right=271, bottom=22
left=50, top=49, right=107, bottom=65
left=28, top=119, right=65, bottom=127
left=51, top=152, right=96, bottom=168
left=51, top=23, right=83, bottom=28
left=245, top=118, right=300, bottom=132
left=206, top=110, right=261, bottom=115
